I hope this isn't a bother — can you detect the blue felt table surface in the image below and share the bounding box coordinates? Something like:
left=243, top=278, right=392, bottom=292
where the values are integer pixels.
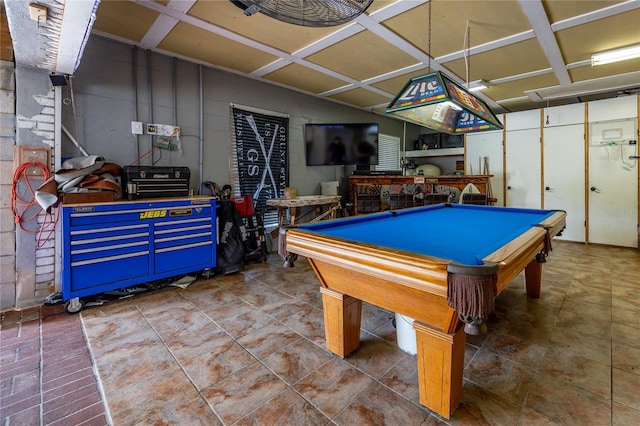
left=296, top=204, right=556, bottom=265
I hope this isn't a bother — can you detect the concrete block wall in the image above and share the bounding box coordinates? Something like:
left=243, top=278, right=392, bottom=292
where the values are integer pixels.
left=0, top=59, right=16, bottom=311
left=1, top=63, right=56, bottom=311
left=14, top=66, right=56, bottom=310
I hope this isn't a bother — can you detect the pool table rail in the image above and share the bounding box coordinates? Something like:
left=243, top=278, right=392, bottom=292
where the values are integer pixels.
left=285, top=230, right=451, bottom=297
left=484, top=210, right=566, bottom=295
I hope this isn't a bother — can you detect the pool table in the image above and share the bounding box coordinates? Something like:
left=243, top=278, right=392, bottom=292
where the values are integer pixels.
left=284, top=203, right=566, bottom=419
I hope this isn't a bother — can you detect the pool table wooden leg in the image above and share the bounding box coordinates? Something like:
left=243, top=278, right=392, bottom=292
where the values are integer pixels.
left=414, top=322, right=466, bottom=419
left=524, top=258, right=542, bottom=298
left=320, top=287, right=362, bottom=357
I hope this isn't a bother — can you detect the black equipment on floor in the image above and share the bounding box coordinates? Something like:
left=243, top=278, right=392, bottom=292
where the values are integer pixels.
left=231, top=195, right=268, bottom=264
left=216, top=200, right=248, bottom=275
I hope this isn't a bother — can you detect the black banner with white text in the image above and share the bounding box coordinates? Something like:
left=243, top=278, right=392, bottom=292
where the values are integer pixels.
left=232, top=107, right=289, bottom=211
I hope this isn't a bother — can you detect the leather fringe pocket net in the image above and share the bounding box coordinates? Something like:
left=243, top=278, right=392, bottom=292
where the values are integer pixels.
left=447, top=261, right=499, bottom=335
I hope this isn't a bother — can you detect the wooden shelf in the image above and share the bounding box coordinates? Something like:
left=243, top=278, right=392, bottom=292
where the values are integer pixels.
left=403, top=148, right=464, bottom=158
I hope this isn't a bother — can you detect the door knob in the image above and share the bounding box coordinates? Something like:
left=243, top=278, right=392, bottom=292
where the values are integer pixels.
left=507, top=186, right=514, bottom=190
left=545, top=186, right=553, bottom=191
left=590, top=187, right=601, bottom=193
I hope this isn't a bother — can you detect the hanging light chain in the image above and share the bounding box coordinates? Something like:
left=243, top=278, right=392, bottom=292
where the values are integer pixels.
left=465, top=19, right=470, bottom=87
left=427, top=0, right=432, bottom=71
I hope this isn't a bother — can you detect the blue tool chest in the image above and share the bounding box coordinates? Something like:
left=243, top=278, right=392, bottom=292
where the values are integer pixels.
left=62, top=197, right=216, bottom=302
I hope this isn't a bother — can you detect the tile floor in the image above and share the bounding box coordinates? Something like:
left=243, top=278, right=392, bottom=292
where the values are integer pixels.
left=1, top=240, right=639, bottom=425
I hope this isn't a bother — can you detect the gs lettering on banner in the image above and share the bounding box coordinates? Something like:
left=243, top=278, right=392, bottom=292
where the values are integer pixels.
left=247, top=148, right=260, bottom=177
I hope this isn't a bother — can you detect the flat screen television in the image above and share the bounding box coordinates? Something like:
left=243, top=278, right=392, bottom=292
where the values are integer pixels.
left=305, top=123, right=379, bottom=166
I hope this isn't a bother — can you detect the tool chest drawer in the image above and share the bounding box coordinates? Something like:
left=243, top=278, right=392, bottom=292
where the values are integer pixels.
left=62, top=197, right=217, bottom=300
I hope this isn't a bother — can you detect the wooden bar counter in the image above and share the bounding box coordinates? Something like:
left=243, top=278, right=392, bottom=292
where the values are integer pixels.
left=348, top=174, right=493, bottom=213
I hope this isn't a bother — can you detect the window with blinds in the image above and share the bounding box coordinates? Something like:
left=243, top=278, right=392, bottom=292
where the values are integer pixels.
left=376, top=133, right=401, bottom=171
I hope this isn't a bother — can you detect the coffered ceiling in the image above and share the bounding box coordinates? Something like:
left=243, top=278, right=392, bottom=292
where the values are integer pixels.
left=4, top=0, right=640, bottom=114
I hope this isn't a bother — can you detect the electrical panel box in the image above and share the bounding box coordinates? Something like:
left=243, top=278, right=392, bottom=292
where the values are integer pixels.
left=146, top=123, right=180, bottom=137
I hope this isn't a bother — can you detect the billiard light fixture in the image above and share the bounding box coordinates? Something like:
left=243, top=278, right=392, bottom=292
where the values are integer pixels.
left=386, top=71, right=503, bottom=135
left=386, top=1, right=502, bottom=135
left=591, top=44, right=640, bottom=66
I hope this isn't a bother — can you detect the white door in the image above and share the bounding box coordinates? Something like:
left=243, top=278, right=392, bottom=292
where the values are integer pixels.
left=506, top=128, right=542, bottom=208
left=466, top=129, right=504, bottom=206
left=543, top=124, right=585, bottom=242
left=588, top=120, right=638, bottom=247
left=587, top=96, right=638, bottom=248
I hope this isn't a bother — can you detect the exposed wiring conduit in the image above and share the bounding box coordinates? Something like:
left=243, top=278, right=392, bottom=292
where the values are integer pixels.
left=198, top=64, right=204, bottom=193
left=133, top=45, right=140, bottom=160
left=172, top=56, right=178, bottom=166
left=147, top=49, right=154, bottom=165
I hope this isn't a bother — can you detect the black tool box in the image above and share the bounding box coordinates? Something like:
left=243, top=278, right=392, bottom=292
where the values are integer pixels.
left=122, top=166, right=190, bottom=200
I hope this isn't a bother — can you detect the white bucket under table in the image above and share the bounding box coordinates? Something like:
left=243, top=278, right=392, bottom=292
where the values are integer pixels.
left=395, top=313, right=417, bottom=355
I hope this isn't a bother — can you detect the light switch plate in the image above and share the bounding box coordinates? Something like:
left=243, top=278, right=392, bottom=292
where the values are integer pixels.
left=131, top=121, right=143, bottom=135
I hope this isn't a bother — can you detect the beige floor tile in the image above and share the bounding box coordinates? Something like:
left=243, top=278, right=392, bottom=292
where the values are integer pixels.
left=362, top=305, right=395, bottom=333
left=612, top=367, right=640, bottom=410
left=612, top=322, right=640, bottom=350
left=233, top=388, right=328, bottom=425
left=613, top=307, right=640, bottom=330
left=549, top=327, right=612, bottom=365
left=95, top=340, right=176, bottom=387
left=480, top=330, right=548, bottom=368
left=106, top=364, right=198, bottom=425
left=180, top=339, right=257, bottom=390
left=525, top=375, right=611, bottom=425
left=261, top=338, right=333, bottom=385
left=369, top=317, right=397, bottom=344
left=83, top=311, right=159, bottom=356
left=333, top=381, right=430, bottom=425
left=613, top=341, right=640, bottom=375
left=379, top=354, right=420, bottom=403
left=278, top=305, right=326, bottom=346
left=237, top=322, right=302, bottom=359
left=344, top=330, right=407, bottom=379
left=554, top=308, right=612, bottom=341
left=293, top=358, right=374, bottom=418
left=140, top=394, right=223, bottom=425
left=447, top=381, right=522, bottom=424
left=494, top=303, right=558, bottom=343
left=464, top=349, right=535, bottom=405
left=200, top=362, right=287, bottom=424
left=561, top=297, right=612, bottom=322
left=538, top=346, right=611, bottom=399
left=160, top=319, right=231, bottom=362
left=567, top=281, right=612, bottom=305
left=215, top=307, right=280, bottom=339
left=612, top=401, right=640, bottom=426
